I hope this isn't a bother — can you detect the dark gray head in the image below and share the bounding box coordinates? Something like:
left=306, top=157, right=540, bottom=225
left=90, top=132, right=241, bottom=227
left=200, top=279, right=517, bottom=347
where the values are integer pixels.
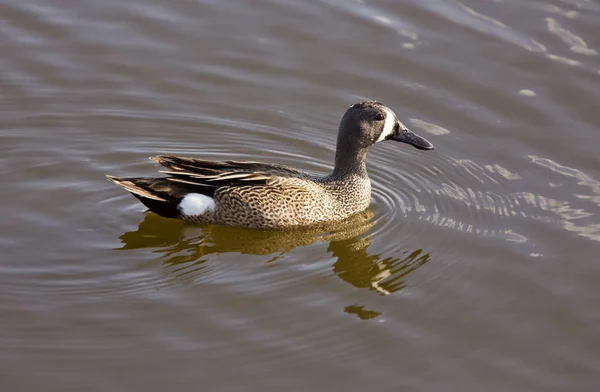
left=338, top=101, right=434, bottom=151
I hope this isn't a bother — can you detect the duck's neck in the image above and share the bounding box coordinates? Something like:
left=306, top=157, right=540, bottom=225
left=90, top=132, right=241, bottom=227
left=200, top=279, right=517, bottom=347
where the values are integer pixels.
left=326, top=144, right=372, bottom=216
left=330, top=144, right=369, bottom=180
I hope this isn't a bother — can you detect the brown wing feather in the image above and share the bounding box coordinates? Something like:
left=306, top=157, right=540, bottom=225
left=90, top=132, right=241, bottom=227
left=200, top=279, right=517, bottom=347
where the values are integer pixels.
left=151, top=155, right=306, bottom=176
left=150, top=154, right=311, bottom=189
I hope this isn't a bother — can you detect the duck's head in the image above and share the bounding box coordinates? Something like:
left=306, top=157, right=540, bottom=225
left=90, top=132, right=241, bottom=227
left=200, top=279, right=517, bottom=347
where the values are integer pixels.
left=339, top=101, right=434, bottom=151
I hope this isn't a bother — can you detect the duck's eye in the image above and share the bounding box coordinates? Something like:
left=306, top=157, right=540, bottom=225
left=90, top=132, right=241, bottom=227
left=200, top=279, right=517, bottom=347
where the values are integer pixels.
left=375, top=113, right=385, bottom=121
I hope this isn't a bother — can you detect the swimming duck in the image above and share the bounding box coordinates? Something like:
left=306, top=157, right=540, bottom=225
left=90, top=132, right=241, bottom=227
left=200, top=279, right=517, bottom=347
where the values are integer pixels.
left=107, top=101, right=433, bottom=228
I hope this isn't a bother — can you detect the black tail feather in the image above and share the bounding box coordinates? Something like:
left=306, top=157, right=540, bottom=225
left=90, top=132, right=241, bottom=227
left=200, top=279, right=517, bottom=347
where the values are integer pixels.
left=106, top=175, right=186, bottom=219
left=129, top=192, right=181, bottom=218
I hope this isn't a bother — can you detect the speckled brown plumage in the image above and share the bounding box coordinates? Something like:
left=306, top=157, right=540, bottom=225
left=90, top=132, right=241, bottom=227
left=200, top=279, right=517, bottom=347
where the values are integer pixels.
left=107, top=101, right=434, bottom=228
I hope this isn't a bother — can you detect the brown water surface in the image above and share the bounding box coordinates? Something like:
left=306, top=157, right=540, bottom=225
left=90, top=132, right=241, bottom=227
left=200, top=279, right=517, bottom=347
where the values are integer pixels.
left=1, top=0, right=599, bottom=390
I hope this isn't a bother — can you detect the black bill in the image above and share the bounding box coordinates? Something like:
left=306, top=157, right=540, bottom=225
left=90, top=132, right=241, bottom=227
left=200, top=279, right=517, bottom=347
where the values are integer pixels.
left=391, top=128, right=434, bottom=150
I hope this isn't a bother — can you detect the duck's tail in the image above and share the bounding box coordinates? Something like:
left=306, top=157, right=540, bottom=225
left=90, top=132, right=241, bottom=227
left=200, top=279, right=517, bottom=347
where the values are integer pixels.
left=106, top=175, right=184, bottom=218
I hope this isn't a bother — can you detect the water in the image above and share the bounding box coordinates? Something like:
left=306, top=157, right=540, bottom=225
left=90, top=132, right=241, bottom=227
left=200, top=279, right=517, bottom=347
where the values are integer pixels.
left=1, top=0, right=599, bottom=390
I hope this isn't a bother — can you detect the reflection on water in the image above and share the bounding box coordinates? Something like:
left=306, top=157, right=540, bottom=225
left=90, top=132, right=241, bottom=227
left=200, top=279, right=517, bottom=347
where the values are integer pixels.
left=545, top=17, right=597, bottom=56
left=344, top=305, right=382, bottom=320
left=330, top=239, right=430, bottom=296
left=118, top=209, right=431, bottom=301
left=528, top=155, right=600, bottom=242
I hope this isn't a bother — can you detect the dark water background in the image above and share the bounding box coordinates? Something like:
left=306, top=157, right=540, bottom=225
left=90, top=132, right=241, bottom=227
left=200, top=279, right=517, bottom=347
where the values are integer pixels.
left=1, top=0, right=599, bottom=390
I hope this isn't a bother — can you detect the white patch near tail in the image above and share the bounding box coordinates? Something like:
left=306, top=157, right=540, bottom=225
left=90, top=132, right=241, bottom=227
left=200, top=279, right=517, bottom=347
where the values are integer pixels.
left=376, top=108, right=399, bottom=142
left=178, top=193, right=215, bottom=216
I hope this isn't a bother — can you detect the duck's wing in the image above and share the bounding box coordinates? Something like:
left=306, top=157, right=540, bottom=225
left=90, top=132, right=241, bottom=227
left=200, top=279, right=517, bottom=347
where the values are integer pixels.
left=106, top=169, right=285, bottom=220
left=152, top=154, right=306, bottom=177
left=107, top=155, right=313, bottom=219
left=151, top=154, right=310, bottom=189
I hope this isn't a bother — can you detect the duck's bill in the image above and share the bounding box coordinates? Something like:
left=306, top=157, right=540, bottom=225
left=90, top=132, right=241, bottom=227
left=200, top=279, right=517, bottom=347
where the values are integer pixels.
left=391, top=129, right=434, bottom=150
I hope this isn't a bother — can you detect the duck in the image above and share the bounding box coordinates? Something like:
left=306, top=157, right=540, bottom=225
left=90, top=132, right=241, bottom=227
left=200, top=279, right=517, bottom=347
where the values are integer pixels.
left=107, top=101, right=434, bottom=228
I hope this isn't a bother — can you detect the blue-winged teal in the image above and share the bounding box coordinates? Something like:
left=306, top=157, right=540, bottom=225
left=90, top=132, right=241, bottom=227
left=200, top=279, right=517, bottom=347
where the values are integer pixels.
left=107, top=101, right=434, bottom=228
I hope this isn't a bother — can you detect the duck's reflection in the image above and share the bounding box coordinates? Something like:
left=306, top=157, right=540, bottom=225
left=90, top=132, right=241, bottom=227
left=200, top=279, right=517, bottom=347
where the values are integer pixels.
left=118, top=210, right=431, bottom=303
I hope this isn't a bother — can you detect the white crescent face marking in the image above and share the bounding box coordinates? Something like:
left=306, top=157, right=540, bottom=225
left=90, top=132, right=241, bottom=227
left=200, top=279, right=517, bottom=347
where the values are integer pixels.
left=178, top=193, right=215, bottom=216
left=376, top=108, right=399, bottom=142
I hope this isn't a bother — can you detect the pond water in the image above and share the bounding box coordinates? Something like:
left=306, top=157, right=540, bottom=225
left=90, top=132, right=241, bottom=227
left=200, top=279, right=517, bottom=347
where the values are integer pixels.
left=1, top=0, right=599, bottom=390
